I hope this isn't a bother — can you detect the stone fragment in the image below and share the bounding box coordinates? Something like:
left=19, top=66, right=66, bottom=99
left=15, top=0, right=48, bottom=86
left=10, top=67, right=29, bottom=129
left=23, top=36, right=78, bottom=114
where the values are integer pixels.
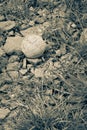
left=70, top=22, right=77, bottom=28
left=54, top=61, right=61, bottom=68
left=8, top=55, right=20, bottom=63
left=55, top=50, right=61, bottom=57
left=0, top=20, right=15, bottom=31
left=19, top=69, right=28, bottom=75
left=7, top=71, right=19, bottom=80
left=6, top=62, right=21, bottom=71
left=3, top=35, right=23, bottom=55
left=34, top=68, right=44, bottom=78
left=0, top=108, right=10, bottom=119
left=22, top=58, right=27, bottom=69
left=29, top=20, right=34, bottom=26
left=27, top=58, right=42, bottom=65
left=27, top=64, right=33, bottom=70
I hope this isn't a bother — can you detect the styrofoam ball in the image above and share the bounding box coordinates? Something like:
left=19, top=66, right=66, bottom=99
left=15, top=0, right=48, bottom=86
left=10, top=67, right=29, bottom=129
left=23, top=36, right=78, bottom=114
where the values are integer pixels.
left=21, top=34, right=47, bottom=58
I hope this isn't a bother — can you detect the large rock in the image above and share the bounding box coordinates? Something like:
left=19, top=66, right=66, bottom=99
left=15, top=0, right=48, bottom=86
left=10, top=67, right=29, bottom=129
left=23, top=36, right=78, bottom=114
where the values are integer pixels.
left=21, top=34, right=47, bottom=58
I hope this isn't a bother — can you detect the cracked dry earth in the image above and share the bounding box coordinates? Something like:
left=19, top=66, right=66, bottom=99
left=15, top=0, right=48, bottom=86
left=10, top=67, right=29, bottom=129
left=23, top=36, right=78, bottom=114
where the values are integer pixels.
left=0, top=2, right=87, bottom=130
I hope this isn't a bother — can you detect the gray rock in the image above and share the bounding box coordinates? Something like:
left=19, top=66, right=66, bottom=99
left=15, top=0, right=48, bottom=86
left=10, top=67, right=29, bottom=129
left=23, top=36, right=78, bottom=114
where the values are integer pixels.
left=3, top=35, right=23, bottom=55
left=0, top=108, right=10, bottom=119
left=6, top=62, right=21, bottom=71
left=8, top=55, right=20, bottom=63
left=22, top=58, right=27, bottom=69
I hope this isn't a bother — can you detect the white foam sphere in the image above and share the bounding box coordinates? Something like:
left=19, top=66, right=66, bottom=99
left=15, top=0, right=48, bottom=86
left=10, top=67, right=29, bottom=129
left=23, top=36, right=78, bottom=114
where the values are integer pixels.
left=21, top=34, right=47, bottom=59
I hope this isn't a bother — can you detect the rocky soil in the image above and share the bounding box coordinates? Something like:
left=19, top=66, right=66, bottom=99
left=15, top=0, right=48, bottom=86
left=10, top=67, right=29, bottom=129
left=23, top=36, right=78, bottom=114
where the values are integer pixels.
left=0, top=0, right=87, bottom=130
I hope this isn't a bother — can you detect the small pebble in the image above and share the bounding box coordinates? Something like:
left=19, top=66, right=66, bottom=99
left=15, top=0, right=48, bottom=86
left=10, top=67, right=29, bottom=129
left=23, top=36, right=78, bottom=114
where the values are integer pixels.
left=34, top=68, right=44, bottom=78
left=22, top=58, right=27, bottom=69
left=19, top=69, right=28, bottom=75
left=8, top=55, right=20, bottom=63
left=29, top=20, right=34, bottom=26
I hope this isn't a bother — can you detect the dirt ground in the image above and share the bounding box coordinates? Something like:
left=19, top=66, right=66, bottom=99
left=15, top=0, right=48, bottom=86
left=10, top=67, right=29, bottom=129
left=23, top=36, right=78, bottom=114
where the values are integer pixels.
left=0, top=0, right=87, bottom=130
